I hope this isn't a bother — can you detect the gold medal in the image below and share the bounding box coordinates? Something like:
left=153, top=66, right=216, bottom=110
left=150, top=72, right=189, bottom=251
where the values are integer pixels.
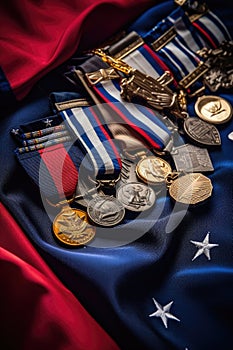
left=53, top=207, right=95, bottom=246
left=195, top=95, right=232, bottom=124
left=136, top=156, right=172, bottom=185
left=168, top=173, right=213, bottom=205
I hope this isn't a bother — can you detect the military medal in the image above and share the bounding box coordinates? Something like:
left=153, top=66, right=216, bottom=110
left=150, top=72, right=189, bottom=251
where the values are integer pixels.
left=135, top=156, right=172, bottom=185
left=92, top=49, right=182, bottom=117
left=117, top=182, right=156, bottom=212
left=171, top=144, right=214, bottom=173
left=168, top=173, right=213, bottom=205
left=53, top=207, right=96, bottom=246
left=183, top=116, right=221, bottom=146
left=195, top=95, right=232, bottom=124
left=197, top=41, right=233, bottom=92
left=87, top=195, right=125, bottom=227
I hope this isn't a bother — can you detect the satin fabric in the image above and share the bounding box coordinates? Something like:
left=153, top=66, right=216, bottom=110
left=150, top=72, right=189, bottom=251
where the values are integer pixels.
left=0, top=0, right=153, bottom=102
left=0, top=203, right=120, bottom=350
left=0, top=1, right=233, bottom=350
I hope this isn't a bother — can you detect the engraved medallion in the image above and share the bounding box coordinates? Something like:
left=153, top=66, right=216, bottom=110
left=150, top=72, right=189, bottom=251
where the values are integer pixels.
left=168, top=173, right=213, bottom=205
left=171, top=144, right=214, bottom=172
left=87, top=195, right=125, bottom=227
left=117, top=182, right=156, bottom=212
left=53, top=207, right=96, bottom=246
left=183, top=116, right=221, bottom=146
left=136, top=156, right=172, bottom=185
left=195, top=95, right=232, bottom=124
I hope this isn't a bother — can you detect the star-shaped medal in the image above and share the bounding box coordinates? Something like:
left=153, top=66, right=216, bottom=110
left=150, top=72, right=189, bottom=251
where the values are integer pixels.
left=190, top=232, right=219, bottom=261
left=149, top=298, right=180, bottom=328
left=43, top=118, right=53, bottom=127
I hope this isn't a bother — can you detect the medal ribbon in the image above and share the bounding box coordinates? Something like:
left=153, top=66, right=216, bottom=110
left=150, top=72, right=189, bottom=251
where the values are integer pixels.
left=61, top=106, right=122, bottom=179
left=65, top=1, right=231, bottom=154
left=143, top=5, right=231, bottom=87
left=12, top=117, right=83, bottom=202
left=92, top=79, right=172, bottom=150
left=78, top=41, right=174, bottom=151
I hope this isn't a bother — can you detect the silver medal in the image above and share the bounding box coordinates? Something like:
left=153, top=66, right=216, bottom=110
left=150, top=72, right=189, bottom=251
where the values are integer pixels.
left=117, top=182, right=156, bottom=212
left=171, top=144, right=214, bottom=172
left=87, top=195, right=125, bottom=227
left=183, top=116, right=221, bottom=146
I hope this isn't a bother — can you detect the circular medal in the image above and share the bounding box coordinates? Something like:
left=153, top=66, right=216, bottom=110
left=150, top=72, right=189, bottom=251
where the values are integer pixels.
left=169, top=173, right=213, bottom=205
left=117, top=182, right=156, bottom=212
left=87, top=195, right=125, bottom=227
left=53, top=207, right=96, bottom=246
left=136, top=156, right=172, bottom=185
left=183, top=117, right=221, bottom=146
left=195, top=95, right=232, bottom=124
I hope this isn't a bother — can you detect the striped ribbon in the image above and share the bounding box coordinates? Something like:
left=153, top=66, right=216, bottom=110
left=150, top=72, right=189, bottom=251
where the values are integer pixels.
left=13, top=118, right=81, bottom=202
left=123, top=43, right=178, bottom=89
left=144, top=6, right=231, bottom=82
left=61, top=106, right=122, bottom=179
left=83, top=42, right=173, bottom=151
left=193, top=10, right=231, bottom=48
left=88, top=3, right=231, bottom=150
left=92, top=78, right=172, bottom=151
left=16, top=141, right=81, bottom=202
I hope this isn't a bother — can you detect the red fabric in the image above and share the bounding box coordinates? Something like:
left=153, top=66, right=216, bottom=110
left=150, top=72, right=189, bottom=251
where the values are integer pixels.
left=0, top=202, right=120, bottom=350
left=0, top=0, right=153, bottom=100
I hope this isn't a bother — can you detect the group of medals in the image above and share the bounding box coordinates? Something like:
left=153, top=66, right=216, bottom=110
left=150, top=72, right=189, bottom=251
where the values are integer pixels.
left=11, top=0, right=233, bottom=247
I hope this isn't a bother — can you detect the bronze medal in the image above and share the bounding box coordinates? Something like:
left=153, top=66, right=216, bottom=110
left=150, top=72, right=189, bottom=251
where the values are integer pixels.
left=117, top=182, right=156, bottom=212
left=136, top=156, right=172, bottom=185
left=53, top=207, right=96, bottom=246
left=183, top=116, right=221, bottom=146
left=195, top=95, right=232, bottom=124
left=168, top=173, right=213, bottom=205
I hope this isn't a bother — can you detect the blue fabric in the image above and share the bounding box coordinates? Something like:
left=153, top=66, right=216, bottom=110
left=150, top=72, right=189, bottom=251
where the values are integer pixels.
left=1, top=1, right=233, bottom=350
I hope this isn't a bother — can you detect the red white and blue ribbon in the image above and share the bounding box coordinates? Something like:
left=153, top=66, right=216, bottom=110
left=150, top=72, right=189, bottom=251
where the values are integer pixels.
left=84, top=42, right=173, bottom=151
left=193, top=10, right=231, bottom=48
left=143, top=6, right=231, bottom=81
left=61, top=106, right=122, bottom=179
left=12, top=117, right=84, bottom=202
left=92, top=80, right=172, bottom=151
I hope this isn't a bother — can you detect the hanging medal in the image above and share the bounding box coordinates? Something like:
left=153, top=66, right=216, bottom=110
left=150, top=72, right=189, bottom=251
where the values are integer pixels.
left=91, top=49, right=224, bottom=148
left=76, top=51, right=214, bottom=208
left=11, top=116, right=97, bottom=247
left=60, top=104, right=127, bottom=227
left=167, top=172, right=213, bottom=205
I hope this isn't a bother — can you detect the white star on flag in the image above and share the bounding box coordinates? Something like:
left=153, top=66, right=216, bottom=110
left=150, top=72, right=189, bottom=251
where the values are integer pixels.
left=149, top=298, right=180, bottom=328
left=190, top=232, right=219, bottom=261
